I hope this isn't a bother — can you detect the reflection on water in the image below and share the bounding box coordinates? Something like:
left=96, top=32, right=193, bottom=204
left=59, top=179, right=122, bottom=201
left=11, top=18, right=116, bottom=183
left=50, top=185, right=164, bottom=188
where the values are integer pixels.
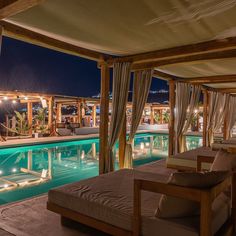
left=0, top=133, right=202, bottom=204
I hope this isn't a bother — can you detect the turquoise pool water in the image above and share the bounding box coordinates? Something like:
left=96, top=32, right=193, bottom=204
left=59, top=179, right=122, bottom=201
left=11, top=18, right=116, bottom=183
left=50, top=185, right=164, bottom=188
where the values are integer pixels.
left=0, top=133, right=202, bottom=204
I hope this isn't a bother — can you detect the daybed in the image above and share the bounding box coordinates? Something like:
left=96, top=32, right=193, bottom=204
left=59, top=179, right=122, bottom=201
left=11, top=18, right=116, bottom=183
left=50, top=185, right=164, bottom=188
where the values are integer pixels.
left=167, top=147, right=217, bottom=171
left=47, top=158, right=235, bottom=236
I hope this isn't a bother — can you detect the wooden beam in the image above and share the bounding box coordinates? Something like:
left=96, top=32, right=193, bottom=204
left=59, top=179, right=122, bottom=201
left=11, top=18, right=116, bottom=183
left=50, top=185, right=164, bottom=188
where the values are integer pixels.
left=153, top=70, right=181, bottom=81
left=202, top=89, right=208, bottom=147
left=185, top=74, right=236, bottom=84
left=99, top=62, right=110, bottom=175
left=0, top=0, right=44, bottom=20
left=1, top=20, right=109, bottom=61
left=217, top=88, right=236, bottom=93
left=27, top=101, right=32, bottom=135
left=77, top=101, right=82, bottom=125
left=150, top=106, right=154, bottom=125
left=119, top=113, right=126, bottom=169
left=92, top=105, right=96, bottom=127
left=48, top=97, right=53, bottom=132
left=56, top=103, right=61, bottom=123
left=109, top=36, right=236, bottom=65
left=168, top=80, right=175, bottom=157
left=131, top=49, right=236, bottom=70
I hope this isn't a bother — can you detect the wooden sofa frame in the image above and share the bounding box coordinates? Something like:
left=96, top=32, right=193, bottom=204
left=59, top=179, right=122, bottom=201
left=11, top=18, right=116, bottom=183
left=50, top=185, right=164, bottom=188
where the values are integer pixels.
left=134, top=172, right=236, bottom=236
left=47, top=171, right=235, bottom=236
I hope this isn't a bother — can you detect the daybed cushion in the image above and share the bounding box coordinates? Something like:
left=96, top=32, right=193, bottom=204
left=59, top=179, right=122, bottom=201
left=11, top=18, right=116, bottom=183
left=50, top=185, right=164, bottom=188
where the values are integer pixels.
left=167, top=147, right=217, bottom=170
left=48, top=169, right=230, bottom=236
left=210, top=149, right=236, bottom=172
left=156, top=171, right=229, bottom=218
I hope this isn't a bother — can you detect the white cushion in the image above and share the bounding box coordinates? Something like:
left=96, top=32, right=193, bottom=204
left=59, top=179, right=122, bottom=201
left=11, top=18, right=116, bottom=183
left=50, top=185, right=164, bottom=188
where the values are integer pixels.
left=156, top=171, right=229, bottom=218
left=210, top=149, right=236, bottom=172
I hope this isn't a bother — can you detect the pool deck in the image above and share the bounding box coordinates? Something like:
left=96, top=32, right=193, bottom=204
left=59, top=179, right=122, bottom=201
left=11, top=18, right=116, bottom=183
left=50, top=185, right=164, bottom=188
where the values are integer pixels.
left=0, top=129, right=206, bottom=149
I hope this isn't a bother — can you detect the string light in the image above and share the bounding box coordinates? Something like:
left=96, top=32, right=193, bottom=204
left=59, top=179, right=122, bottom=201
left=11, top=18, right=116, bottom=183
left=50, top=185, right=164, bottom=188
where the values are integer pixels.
left=24, top=96, right=28, bottom=100
left=3, top=96, right=8, bottom=100
left=12, top=168, right=17, bottom=173
left=12, top=100, right=17, bottom=104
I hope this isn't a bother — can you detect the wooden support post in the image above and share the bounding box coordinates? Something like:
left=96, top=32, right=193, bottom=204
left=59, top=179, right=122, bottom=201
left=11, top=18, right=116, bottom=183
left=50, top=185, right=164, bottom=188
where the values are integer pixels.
left=77, top=101, right=82, bottom=125
left=99, top=62, right=110, bottom=175
left=92, top=105, right=96, bottom=127
left=119, top=113, right=126, bottom=169
left=27, top=150, right=32, bottom=170
left=48, top=97, right=54, bottom=133
left=56, top=103, right=62, bottom=123
left=203, top=89, right=208, bottom=146
left=200, top=191, right=212, bottom=236
left=27, top=102, right=33, bottom=135
left=150, top=106, right=154, bottom=124
left=168, top=80, right=175, bottom=157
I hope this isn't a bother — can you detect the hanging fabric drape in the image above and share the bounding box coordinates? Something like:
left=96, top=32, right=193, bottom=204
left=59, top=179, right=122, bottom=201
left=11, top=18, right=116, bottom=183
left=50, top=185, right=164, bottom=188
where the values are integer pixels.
left=207, top=91, right=229, bottom=146
left=0, top=26, right=2, bottom=55
left=106, top=62, right=131, bottom=173
left=124, top=69, right=153, bottom=168
left=174, top=82, right=191, bottom=154
left=174, top=83, right=201, bottom=154
left=181, top=85, right=201, bottom=152
left=225, top=95, right=236, bottom=138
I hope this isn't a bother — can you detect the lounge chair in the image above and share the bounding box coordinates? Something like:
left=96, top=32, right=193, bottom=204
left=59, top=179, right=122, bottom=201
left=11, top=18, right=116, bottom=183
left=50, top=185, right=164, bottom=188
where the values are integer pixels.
left=47, top=163, right=235, bottom=236
left=167, top=147, right=217, bottom=171
left=56, top=128, right=72, bottom=136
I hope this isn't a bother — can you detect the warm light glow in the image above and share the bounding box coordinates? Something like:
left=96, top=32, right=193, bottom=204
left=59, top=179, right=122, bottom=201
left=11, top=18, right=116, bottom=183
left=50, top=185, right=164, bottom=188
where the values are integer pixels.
left=194, top=109, right=198, bottom=113
left=0, top=100, right=2, bottom=104
left=24, top=96, right=28, bottom=100
left=0, top=170, right=2, bottom=175
left=12, top=100, right=17, bottom=104
left=3, top=96, right=8, bottom=100
left=4, top=184, right=9, bottom=188
left=12, top=168, right=17, bottom=173
left=145, top=142, right=150, bottom=147
left=140, top=142, right=145, bottom=150
left=81, top=150, right=85, bottom=159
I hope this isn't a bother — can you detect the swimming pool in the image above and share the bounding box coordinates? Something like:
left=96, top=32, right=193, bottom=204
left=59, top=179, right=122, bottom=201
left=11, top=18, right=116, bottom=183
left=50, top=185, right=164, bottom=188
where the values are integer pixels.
left=0, top=133, right=202, bottom=204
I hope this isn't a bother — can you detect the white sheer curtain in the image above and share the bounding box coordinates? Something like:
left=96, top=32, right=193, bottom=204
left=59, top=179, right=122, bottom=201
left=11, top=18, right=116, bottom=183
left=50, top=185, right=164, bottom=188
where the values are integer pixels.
left=106, top=62, right=131, bottom=173
left=181, top=85, right=201, bottom=152
left=0, top=26, right=2, bottom=54
left=226, top=95, right=236, bottom=138
left=207, top=91, right=229, bottom=146
left=174, top=82, right=191, bottom=154
left=124, top=69, right=153, bottom=168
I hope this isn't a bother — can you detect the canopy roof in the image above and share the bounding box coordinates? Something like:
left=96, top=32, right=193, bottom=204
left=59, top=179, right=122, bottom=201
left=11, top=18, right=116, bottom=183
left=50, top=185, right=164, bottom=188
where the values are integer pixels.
left=2, top=0, right=236, bottom=92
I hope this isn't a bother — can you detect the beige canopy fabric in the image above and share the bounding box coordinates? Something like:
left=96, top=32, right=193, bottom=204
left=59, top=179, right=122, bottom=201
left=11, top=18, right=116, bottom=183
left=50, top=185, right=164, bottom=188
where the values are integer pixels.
left=5, top=0, right=236, bottom=56
left=174, top=82, right=191, bottom=154
left=0, top=26, right=2, bottom=54
left=107, top=62, right=131, bottom=173
left=207, top=91, right=229, bottom=146
left=174, top=83, right=201, bottom=153
left=226, top=96, right=236, bottom=138
left=124, top=69, right=153, bottom=168
left=182, top=85, right=201, bottom=152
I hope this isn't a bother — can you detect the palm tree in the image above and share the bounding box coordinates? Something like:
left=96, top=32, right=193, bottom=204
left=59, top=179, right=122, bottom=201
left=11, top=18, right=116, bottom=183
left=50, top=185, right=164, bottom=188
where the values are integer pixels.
left=14, top=111, right=31, bottom=135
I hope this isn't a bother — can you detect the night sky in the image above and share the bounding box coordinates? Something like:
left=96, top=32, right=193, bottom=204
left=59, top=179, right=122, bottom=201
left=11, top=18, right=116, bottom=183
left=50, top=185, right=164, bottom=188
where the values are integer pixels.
left=0, top=37, right=168, bottom=97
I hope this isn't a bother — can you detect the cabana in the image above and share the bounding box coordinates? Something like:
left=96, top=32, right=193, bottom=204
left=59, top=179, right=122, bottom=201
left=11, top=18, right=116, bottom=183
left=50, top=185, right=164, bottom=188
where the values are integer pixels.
left=2, top=0, right=236, bottom=235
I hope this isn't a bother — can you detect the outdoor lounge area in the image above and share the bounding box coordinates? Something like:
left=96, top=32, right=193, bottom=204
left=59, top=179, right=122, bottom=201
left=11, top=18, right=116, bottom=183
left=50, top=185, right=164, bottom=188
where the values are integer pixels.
left=1, top=0, right=236, bottom=236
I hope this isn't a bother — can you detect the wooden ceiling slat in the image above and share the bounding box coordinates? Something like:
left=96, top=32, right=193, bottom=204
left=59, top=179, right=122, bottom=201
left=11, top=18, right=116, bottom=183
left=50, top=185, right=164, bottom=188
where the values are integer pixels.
left=0, top=0, right=44, bottom=20
left=0, top=20, right=110, bottom=61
